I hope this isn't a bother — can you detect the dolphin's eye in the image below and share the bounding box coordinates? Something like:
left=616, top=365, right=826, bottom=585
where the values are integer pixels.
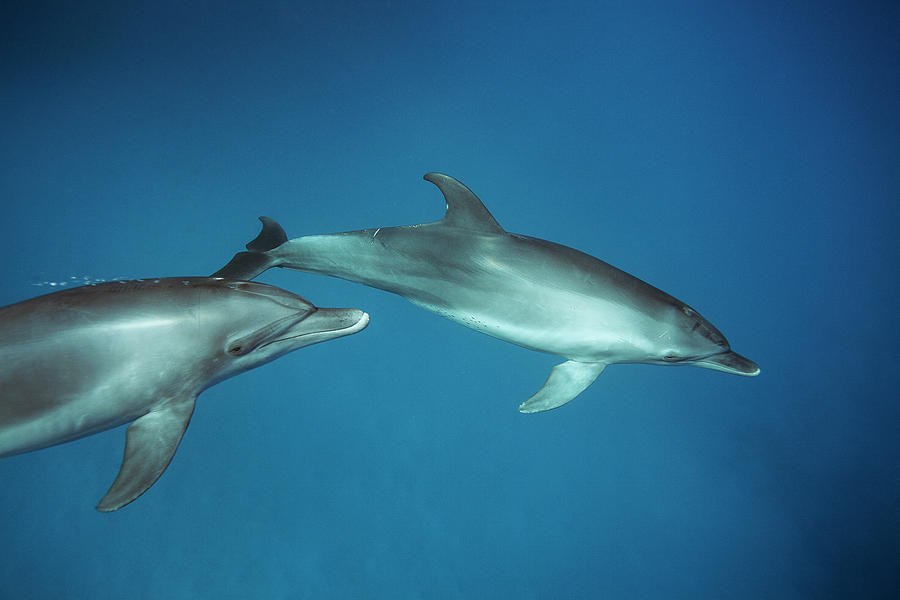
left=663, top=355, right=679, bottom=362
left=228, top=345, right=244, bottom=356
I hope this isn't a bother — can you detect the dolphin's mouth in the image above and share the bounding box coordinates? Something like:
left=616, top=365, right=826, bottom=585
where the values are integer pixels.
left=264, top=309, right=369, bottom=349
left=694, top=350, right=760, bottom=376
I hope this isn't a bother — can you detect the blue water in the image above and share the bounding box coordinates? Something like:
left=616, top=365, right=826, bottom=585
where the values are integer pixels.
left=1, top=2, right=897, bottom=598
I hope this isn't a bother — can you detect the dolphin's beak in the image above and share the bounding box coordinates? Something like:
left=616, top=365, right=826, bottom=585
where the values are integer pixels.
left=274, top=308, right=370, bottom=350
left=694, top=350, right=760, bottom=376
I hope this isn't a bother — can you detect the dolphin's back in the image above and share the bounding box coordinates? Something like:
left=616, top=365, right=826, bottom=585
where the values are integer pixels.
left=263, top=224, right=679, bottom=361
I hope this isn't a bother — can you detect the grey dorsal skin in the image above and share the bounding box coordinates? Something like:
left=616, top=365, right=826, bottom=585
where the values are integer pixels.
left=213, top=173, right=759, bottom=412
left=0, top=278, right=369, bottom=511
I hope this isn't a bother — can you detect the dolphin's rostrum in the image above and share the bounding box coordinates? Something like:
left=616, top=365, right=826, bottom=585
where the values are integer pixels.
left=0, top=278, right=368, bottom=511
left=214, top=173, right=759, bottom=413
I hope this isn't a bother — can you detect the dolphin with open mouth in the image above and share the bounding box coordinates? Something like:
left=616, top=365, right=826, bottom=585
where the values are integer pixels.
left=0, top=277, right=368, bottom=511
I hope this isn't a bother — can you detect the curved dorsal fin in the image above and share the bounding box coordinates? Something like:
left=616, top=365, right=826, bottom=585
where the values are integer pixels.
left=424, top=173, right=504, bottom=234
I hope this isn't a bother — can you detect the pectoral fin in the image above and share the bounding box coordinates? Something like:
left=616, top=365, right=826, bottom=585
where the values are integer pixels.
left=518, top=361, right=606, bottom=413
left=96, top=396, right=196, bottom=512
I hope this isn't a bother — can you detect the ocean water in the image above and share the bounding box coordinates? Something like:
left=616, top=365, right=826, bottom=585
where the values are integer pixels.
left=1, top=2, right=897, bottom=598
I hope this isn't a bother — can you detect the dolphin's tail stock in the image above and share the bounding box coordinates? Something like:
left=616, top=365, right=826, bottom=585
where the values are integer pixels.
left=212, top=217, right=287, bottom=280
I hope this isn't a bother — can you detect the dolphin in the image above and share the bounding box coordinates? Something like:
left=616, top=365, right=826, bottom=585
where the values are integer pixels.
left=0, top=277, right=368, bottom=511
left=214, top=173, right=759, bottom=413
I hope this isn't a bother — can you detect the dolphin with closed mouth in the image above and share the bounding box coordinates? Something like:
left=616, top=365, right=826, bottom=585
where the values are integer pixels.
left=214, top=173, right=759, bottom=413
left=0, top=277, right=368, bottom=511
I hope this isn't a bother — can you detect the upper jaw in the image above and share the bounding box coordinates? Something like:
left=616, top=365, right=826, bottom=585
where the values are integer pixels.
left=269, top=308, right=369, bottom=350
left=693, top=350, right=760, bottom=376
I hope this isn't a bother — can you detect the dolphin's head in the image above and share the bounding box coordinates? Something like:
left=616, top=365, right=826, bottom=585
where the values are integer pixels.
left=201, top=280, right=369, bottom=384
left=648, top=303, right=759, bottom=377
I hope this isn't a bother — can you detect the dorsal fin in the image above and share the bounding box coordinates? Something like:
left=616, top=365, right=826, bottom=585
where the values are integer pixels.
left=424, top=173, right=504, bottom=234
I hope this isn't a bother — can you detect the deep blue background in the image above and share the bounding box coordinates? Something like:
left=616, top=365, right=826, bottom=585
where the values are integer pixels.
left=1, top=1, right=897, bottom=598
